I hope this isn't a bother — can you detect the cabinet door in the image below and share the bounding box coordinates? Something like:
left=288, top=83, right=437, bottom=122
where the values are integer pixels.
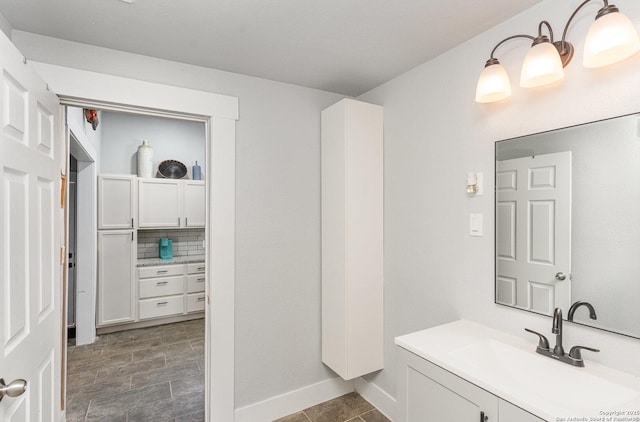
left=98, top=174, right=136, bottom=229
left=98, top=230, right=136, bottom=326
left=138, top=178, right=181, bottom=228
left=397, top=348, right=498, bottom=422
left=499, top=400, right=546, bottom=422
left=183, top=181, right=205, bottom=227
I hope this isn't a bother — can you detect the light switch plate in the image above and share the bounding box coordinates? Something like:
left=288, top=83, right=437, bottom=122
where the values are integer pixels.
left=470, top=213, right=483, bottom=237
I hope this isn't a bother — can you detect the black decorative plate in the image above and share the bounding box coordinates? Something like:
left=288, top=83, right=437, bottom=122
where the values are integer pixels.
left=158, top=160, right=187, bottom=179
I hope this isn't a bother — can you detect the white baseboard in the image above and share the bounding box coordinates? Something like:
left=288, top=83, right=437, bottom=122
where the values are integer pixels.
left=355, top=377, right=397, bottom=421
left=234, top=377, right=355, bottom=422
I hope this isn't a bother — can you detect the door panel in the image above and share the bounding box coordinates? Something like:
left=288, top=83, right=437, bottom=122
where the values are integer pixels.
left=496, top=152, right=572, bottom=314
left=0, top=30, right=62, bottom=422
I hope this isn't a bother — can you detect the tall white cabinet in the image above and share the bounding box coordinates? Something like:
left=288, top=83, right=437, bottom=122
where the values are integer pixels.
left=97, top=175, right=137, bottom=327
left=97, top=230, right=136, bottom=326
left=321, top=99, right=384, bottom=380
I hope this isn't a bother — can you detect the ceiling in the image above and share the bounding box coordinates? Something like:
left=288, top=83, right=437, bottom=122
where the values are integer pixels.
left=0, top=0, right=542, bottom=96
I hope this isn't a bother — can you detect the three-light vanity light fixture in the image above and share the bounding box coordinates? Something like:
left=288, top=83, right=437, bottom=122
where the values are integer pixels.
left=475, top=0, right=640, bottom=103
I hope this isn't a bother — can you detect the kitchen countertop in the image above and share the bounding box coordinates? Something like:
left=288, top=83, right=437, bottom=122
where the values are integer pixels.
left=137, top=255, right=205, bottom=267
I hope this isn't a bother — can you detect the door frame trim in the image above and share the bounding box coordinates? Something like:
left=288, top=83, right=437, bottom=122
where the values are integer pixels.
left=35, top=62, right=238, bottom=422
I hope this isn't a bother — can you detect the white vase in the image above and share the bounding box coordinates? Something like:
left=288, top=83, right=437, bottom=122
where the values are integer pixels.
left=137, top=140, right=154, bottom=178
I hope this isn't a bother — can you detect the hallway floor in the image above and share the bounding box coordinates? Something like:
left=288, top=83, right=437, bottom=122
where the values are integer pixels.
left=274, top=392, right=391, bottom=422
left=65, top=319, right=205, bottom=421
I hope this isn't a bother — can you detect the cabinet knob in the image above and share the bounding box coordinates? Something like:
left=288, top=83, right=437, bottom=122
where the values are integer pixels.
left=480, top=411, right=488, bottom=421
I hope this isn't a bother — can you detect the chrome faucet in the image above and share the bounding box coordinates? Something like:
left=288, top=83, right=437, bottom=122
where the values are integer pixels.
left=525, top=307, right=600, bottom=367
left=567, top=301, right=597, bottom=322
left=552, top=308, right=564, bottom=356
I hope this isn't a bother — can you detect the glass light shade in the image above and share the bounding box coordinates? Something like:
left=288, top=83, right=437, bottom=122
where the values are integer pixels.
left=520, top=42, right=565, bottom=88
left=583, top=11, right=640, bottom=68
left=475, top=63, right=512, bottom=103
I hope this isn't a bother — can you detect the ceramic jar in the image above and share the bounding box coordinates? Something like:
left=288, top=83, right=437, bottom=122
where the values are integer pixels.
left=137, top=140, right=154, bottom=178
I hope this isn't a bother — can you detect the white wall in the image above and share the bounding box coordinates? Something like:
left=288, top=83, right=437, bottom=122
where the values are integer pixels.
left=68, top=106, right=102, bottom=169
left=10, top=31, right=345, bottom=409
left=100, top=111, right=206, bottom=178
left=357, top=0, right=640, bottom=401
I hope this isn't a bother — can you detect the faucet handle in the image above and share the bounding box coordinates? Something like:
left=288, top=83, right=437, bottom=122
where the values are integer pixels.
left=525, top=328, right=550, bottom=351
left=568, top=345, right=600, bottom=360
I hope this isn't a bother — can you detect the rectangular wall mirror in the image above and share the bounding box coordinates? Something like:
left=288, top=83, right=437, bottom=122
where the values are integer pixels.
left=495, top=112, right=640, bottom=339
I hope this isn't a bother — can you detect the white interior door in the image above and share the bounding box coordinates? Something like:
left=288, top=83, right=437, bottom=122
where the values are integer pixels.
left=496, top=151, right=571, bottom=315
left=0, top=32, right=62, bottom=421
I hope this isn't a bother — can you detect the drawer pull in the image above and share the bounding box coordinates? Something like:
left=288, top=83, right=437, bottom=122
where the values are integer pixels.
left=480, top=411, right=488, bottom=421
left=157, top=270, right=169, bottom=274
left=197, top=278, right=205, bottom=282
left=156, top=281, right=168, bottom=286
left=197, top=267, right=205, bottom=271
left=157, top=301, right=168, bottom=306
left=197, top=297, right=206, bottom=302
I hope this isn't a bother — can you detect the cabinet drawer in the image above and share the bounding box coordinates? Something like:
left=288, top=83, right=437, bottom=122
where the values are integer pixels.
left=139, top=295, right=184, bottom=319
left=187, top=293, right=206, bottom=313
left=138, top=264, right=183, bottom=279
left=139, top=276, right=184, bottom=299
left=187, top=274, right=206, bottom=293
left=186, top=262, right=206, bottom=274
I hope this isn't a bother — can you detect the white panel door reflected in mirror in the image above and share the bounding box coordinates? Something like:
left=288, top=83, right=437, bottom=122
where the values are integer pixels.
left=496, top=152, right=572, bottom=315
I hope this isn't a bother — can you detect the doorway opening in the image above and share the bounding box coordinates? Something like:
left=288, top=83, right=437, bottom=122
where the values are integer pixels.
left=64, top=105, right=208, bottom=421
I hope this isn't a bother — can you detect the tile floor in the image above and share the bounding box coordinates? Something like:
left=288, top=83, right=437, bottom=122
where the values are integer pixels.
left=65, top=318, right=205, bottom=422
left=274, top=392, right=391, bottom=422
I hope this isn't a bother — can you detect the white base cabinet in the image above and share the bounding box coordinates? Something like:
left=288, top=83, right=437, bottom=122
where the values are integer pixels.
left=137, top=262, right=205, bottom=322
left=397, top=347, right=544, bottom=422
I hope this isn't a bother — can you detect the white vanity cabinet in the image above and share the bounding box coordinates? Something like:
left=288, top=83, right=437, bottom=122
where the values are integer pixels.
left=398, top=347, right=545, bottom=422
left=138, top=178, right=205, bottom=228
left=98, top=174, right=137, bottom=229
left=321, top=98, right=384, bottom=380
left=97, top=230, right=137, bottom=326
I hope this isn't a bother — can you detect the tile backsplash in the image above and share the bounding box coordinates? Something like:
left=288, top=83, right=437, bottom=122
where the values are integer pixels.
left=137, top=229, right=205, bottom=259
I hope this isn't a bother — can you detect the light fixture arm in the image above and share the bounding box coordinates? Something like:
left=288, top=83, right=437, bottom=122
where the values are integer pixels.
left=488, top=34, right=536, bottom=60
left=561, top=0, right=610, bottom=50
left=538, top=20, right=555, bottom=41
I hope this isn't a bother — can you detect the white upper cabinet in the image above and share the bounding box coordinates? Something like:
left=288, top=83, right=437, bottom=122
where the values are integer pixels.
left=321, top=99, right=384, bottom=380
left=183, top=181, right=206, bottom=227
left=138, top=178, right=205, bottom=229
left=98, top=174, right=137, bottom=229
left=138, top=178, right=181, bottom=228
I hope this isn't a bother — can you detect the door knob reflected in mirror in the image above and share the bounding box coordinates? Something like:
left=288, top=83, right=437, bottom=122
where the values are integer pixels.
left=0, top=378, right=27, bottom=402
left=555, top=272, right=567, bottom=281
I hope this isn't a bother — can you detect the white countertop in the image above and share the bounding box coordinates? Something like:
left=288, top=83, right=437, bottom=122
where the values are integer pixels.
left=137, top=255, right=205, bottom=267
left=395, top=320, right=640, bottom=420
